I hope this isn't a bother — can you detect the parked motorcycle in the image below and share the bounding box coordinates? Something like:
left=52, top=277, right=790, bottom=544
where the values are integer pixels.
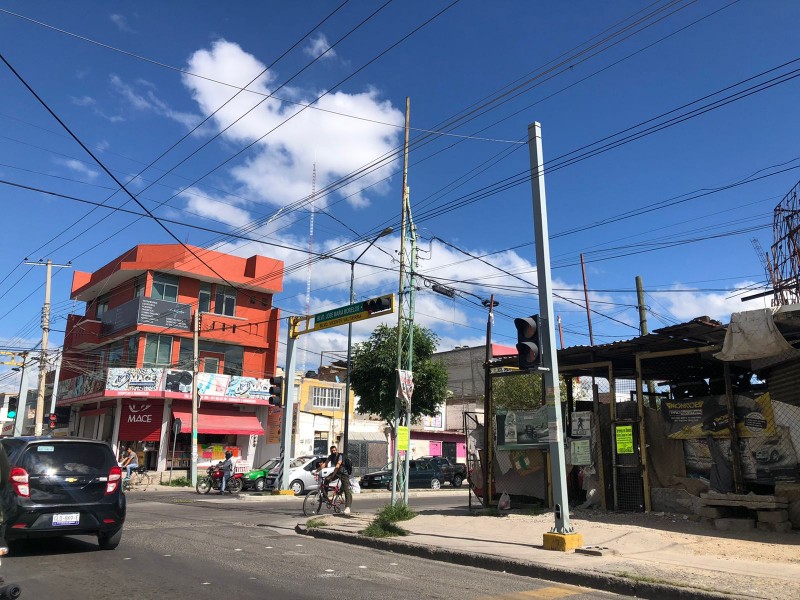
left=196, top=463, right=243, bottom=495
left=0, top=539, right=21, bottom=599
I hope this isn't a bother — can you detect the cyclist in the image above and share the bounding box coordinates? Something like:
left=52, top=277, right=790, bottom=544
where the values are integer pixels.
left=324, top=445, right=352, bottom=515
left=121, top=447, right=138, bottom=480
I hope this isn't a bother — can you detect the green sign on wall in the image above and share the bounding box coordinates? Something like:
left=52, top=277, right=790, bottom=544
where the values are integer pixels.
left=615, top=425, right=634, bottom=454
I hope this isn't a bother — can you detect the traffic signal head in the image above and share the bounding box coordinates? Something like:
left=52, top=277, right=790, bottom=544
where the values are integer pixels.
left=268, top=376, right=284, bottom=406
left=7, top=395, right=18, bottom=420
left=363, top=294, right=393, bottom=314
left=48, top=413, right=58, bottom=430
left=514, top=315, right=543, bottom=370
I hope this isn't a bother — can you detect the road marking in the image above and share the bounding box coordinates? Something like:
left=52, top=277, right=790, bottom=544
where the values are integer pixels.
left=163, top=554, right=171, bottom=557
left=325, top=569, right=334, bottom=573
left=201, top=582, right=211, bottom=585
left=389, top=563, right=398, bottom=566
left=358, top=565, right=367, bottom=569
left=234, top=548, right=242, bottom=552
left=265, top=546, right=273, bottom=549
left=476, top=587, right=582, bottom=600
left=123, top=557, right=132, bottom=560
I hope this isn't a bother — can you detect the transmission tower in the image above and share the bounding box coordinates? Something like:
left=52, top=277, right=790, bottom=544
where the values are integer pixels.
left=302, top=163, right=316, bottom=373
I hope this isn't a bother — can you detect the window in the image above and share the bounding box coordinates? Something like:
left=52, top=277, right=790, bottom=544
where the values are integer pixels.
left=143, top=334, right=173, bottom=366
left=151, top=273, right=179, bottom=302
left=178, top=339, right=243, bottom=376
left=214, top=285, right=236, bottom=316
left=198, top=282, right=212, bottom=313
left=133, top=275, right=146, bottom=298
left=202, top=357, right=219, bottom=374
left=95, top=293, right=110, bottom=319
left=312, top=386, right=342, bottom=409
left=313, top=432, right=328, bottom=455
left=125, top=335, right=139, bottom=366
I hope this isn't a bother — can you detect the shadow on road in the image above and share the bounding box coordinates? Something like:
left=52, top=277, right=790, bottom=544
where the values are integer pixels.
left=7, top=536, right=100, bottom=557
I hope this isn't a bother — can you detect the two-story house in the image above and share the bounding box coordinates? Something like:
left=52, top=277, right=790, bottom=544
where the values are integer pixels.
left=55, top=243, right=283, bottom=473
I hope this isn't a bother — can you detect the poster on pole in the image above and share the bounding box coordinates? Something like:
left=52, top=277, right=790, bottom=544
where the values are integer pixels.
left=396, top=369, right=414, bottom=408
left=397, top=426, right=409, bottom=451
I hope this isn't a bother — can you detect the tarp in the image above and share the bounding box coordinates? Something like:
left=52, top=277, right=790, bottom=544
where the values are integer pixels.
left=172, top=406, right=264, bottom=436
left=716, top=308, right=797, bottom=361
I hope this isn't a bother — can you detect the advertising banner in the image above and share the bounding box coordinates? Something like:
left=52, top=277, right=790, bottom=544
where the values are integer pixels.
left=164, top=370, right=193, bottom=395
left=396, top=369, right=414, bottom=409
left=616, top=425, right=634, bottom=454
left=661, top=393, right=776, bottom=439
left=118, top=400, right=163, bottom=442
left=196, top=372, right=231, bottom=400
left=226, top=376, right=271, bottom=400
left=266, top=406, right=282, bottom=444
left=496, top=407, right=550, bottom=450
left=106, top=368, right=165, bottom=396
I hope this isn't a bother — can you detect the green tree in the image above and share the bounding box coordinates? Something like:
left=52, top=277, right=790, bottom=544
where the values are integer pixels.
left=493, top=372, right=543, bottom=410
left=350, top=324, right=448, bottom=425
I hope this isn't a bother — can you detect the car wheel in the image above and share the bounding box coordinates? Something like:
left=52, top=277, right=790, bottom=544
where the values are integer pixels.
left=452, top=474, right=463, bottom=488
left=228, top=478, right=243, bottom=494
left=254, top=477, right=266, bottom=492
left=0, top=582, right=21, bottom=599
left=431, top=478, right=441, bottom=490
left=98, top=527, right=122, bottom=550
left=290, top=479, right=305, bottom=495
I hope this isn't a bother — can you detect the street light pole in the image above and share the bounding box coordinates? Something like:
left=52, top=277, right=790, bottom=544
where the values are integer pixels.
left=342, top=227, right=393, bottom=454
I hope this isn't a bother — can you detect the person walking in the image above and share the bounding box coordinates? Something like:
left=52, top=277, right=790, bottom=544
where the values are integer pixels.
left=324, top=445, right=352, bottom=515
left=219, top=451, right=234, bottom=494
left=121, top=446, right=138, bottom=480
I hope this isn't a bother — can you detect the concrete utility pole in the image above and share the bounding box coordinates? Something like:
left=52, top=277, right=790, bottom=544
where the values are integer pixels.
left=26, top=259, right=71, bottom=436
left=12, top=353, right=29, bottom=437
left=635, top=275, right=649, bottom=336
left=191, top=310, right=200, bottom=487
left=527, top=122, right=582, bottom=550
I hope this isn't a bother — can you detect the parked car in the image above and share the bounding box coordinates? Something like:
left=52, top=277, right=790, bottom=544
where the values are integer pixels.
left=418, top=456, right=467, bottom=487
left=242, top=458, right=280, bottom=491
left=264, top=455, right=326, bottom=495
left=362, top=459, right=446, bottom=490
left=359, top=463, right=393, bottom=489
left=0, top=437, right=126, bottom=550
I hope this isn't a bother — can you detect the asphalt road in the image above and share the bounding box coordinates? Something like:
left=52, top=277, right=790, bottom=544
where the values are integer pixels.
left=2, top=490, right=623, bottom=600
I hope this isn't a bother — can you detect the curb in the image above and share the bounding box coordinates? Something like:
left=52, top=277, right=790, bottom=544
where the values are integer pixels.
left=235, top=489, right=467, bottom=502
left=295, top=524, right=747, bottom=600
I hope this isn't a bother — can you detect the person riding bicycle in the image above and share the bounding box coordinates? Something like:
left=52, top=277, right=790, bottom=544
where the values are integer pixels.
left=121, top=446, right=138, bottom=480
left=324, top=445, right=352, bottom=515
left=219, top=451, right=234, bottom=494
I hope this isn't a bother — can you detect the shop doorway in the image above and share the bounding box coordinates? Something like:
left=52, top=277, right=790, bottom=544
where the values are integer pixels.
left=442, top=441, right=457, bottom=462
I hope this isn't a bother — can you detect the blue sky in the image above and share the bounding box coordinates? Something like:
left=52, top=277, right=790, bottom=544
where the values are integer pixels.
left=1, top=0, right=799, bottom=389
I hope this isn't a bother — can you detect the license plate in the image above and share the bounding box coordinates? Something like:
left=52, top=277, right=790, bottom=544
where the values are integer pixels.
left=53, top=513, right=80, bottom=526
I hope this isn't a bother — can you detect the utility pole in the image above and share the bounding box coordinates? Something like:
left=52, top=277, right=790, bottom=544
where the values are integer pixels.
left=13, top=353, right=30, bottom=436
left=26, top=259, right=71, bottom=436
left=279, top=319, right=299, bottom=491
left=527, top=122, right=582, bottom=549
left=191, top=310, right=200, bottom=487
left=557, top=315, right=565, bottom=349
left=635, top=276, right=649, bottom=336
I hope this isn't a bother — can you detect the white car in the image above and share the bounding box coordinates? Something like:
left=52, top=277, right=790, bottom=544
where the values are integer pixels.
left=264, top=455, right=326, bottom=495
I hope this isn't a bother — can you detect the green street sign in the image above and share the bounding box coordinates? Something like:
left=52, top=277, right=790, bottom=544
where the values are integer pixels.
left=312, top=294, right=394, bottom=332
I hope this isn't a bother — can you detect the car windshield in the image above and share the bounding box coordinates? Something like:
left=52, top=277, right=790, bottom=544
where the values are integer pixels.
left=259, top=459, right=279, bottom=470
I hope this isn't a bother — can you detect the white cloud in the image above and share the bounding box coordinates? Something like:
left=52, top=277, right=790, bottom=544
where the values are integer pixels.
left=70, top=95, right=96, bottom=107
left=110, top=75, right=200, bottom=129
left=649, top=282, right=769, bottom=323
left=304, top=33, right=337, bottom=60
left=181, top=39, right=403, bottom=210
left=54, top=158, right=99, bottom=181
left=110, top=14, right=135, bottom=33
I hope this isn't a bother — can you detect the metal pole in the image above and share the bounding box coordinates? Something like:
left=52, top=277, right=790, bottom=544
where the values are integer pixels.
left=48, top=353, right=61, bottom=415
left=280, top=319, right=299, bottom=491
left=527, top=122, right=573, bottom=535
left=483, top=295, right=495, bottom=508
left=34, top=259, right=52, bottom=436
left=190, top=310, right=200, bottom=487
left=13, top=353, right=29, bottom=437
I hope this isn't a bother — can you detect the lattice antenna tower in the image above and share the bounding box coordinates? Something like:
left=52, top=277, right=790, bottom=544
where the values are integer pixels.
left=770, top=179, right=800, bottom=306
left=302, top=163, right=316, bottom=373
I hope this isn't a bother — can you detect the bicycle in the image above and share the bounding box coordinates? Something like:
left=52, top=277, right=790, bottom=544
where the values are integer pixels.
left=303, top=473, right=344, bottom=516
left=122, top=465, right=152, bottom=491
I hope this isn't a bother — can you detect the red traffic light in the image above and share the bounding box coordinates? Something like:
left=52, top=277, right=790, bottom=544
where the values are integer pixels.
left=48, top=413, right=58, bottom=430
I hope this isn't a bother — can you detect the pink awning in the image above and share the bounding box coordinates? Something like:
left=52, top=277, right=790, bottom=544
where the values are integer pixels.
left=172, top=406, right=264, bottom=436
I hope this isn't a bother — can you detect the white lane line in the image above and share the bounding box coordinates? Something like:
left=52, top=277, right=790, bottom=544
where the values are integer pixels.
left=358, top=565, right=367, bottom=569
left=325, top=569, right=334, bottom=573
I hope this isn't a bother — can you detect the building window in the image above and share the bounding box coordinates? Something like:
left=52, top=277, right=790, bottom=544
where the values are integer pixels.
left=151, top=272, right=179, bottom=302
left=143, top=334, right=173, bottom=366
left=198, top=282, right=212, bottom=313
left=312, top=386, right=342, bottom=409
left=125, top=335, right=139, bottom=366
left=214, top=286, right=236, bottom=317
left=95, top=293, right=110, bottom=319
left=134, top=275, right=146, bottom=298
left=313, top=431, right=328, bottom=455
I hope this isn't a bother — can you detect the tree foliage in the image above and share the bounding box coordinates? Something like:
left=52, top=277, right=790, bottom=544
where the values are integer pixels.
left=350, top=324, right=448, bottom=425
left=492, top=372, right=543, bottom=410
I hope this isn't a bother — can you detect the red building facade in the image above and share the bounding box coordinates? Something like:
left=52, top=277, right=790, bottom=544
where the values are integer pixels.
left=56, top=244, right=283, bottom=472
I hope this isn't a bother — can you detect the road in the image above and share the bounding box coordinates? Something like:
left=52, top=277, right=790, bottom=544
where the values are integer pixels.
left=2, top=490, right=623, bottom=600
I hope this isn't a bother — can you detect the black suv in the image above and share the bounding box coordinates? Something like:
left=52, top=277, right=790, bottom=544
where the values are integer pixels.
left=0, top=437, right=126, bottom=550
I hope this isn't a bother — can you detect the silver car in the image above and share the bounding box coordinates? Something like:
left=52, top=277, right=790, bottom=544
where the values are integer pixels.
left=265, top=455, right=326, bottom=495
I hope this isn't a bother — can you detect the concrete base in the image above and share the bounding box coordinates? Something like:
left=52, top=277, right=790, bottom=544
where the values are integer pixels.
left=272, top=490, right=295, bottom=496
left=542, top=532, right=584, bottom=552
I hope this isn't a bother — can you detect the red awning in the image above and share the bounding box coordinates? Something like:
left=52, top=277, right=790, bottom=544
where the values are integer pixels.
left=172, top=406, right=264, bottom=436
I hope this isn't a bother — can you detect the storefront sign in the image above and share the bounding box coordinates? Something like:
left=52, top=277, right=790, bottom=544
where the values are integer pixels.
left=226, top=376, right=271, bottom=399
left=196, top=372, right=231, bottom=401
left=615, top=425, right=634, bottom=454
left=118, top=400, right=163, bottom=442
left=164, top=370, right=193, bottom=394
left=106, top=368, right=164, bottom=396
left=661, top=393, right=776, bottom=439
left=100, top=297, right=191, bottom=336
left=266, top=406, right=282, bottom=444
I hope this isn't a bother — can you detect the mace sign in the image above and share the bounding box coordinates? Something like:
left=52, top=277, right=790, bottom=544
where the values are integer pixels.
left=118, top=400, right=163, bottom=442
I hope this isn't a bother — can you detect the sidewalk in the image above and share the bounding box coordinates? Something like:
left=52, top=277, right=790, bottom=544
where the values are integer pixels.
left=296, top=506, right=800, bottom=600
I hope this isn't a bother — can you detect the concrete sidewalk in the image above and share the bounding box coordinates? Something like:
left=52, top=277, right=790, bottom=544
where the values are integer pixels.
left=297, top=506, right=800, bottom=600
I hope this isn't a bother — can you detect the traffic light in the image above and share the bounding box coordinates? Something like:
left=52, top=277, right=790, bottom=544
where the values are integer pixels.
left=48, top=413, right=58, bottom=430
left=7, top=396, right=18, bottom=420
left=268, top=376, right=284, bottom=406
left=514, top=314, right=543, bottom=370
left=363, top=294, right=393, bottom=314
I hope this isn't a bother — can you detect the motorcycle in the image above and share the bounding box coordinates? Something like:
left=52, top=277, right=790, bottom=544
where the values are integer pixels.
left=0, top=539, right=21, bottom=599
left=195, top=463, right=244, bottom=495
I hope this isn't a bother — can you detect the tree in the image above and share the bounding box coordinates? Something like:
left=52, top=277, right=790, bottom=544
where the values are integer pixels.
left=350, top=324, right=448, bottom=425
left=493, top=372, right=543, bottom=410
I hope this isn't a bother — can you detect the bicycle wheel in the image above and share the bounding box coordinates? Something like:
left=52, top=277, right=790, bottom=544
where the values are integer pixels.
left=140, top=472, right=152, bottom=490
left=303, top=492, right=323, bottom=516
left=331, top=493, right=344, bottom=514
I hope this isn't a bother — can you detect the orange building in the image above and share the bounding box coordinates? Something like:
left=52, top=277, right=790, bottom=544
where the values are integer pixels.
left=55, top=244, right=283, bottom=473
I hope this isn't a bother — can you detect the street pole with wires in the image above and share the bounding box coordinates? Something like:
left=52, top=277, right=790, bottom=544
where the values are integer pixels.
left=26, top=259, right=71, bottom=436
left=342, top=227, right=393, bottom=455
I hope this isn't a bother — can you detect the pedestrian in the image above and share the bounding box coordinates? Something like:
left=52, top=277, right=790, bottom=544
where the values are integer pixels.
left=219, top=451, right=233, bottom=494
left=121, top=446, right=138, bottom=479
left=324, top=445, right=352, bottom=515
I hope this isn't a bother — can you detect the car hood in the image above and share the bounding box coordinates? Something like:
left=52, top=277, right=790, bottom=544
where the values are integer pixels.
left=362, top=470, right=390, bottom=478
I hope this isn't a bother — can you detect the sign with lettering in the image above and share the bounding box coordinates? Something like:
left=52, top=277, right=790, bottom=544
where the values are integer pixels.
left=615, top=425, right=634, bottom=455
left=397, top=426, right=409, bottom=451
left=118, top=400, right=163, bottom=442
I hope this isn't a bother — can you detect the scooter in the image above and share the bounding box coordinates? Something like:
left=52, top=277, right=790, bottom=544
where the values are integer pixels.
left=0, top=539, right=21, bottom=599
left=195, top=463, right=244, bottom=495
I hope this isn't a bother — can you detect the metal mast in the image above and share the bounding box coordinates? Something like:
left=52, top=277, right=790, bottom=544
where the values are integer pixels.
left=302, top=164, right=316, bottom=374
left=391, top=97, right=417, bottom=506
